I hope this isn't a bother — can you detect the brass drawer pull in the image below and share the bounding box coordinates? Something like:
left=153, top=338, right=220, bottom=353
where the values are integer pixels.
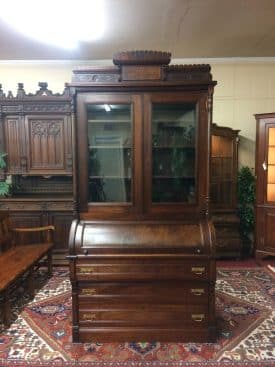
left=79, top=267, right=95, bottom=274
left=82, top=313, right=97, bottom=321
left=191, top=266, right=205, bottom=275
left=81, top=288, right=96, bottom=295
left=191, top=288, right=205, bottom=296
left=191, top=313, right=205, bottom=322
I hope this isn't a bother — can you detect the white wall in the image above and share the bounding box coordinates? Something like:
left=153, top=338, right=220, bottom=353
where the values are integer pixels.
left=1, top=58, right=275, bottom=169
left=0, top=61, right=73, bottom=94
left=211, top=60, right=275, bottom=169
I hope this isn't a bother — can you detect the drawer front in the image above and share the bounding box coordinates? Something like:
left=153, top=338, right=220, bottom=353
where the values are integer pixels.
left=77, top=282, right=210, bottom=305
left=78, top=304, right=209, bottom=327
left=0, top=201, right=73, bottom=211
left=75, top=260, right=210, bottom=281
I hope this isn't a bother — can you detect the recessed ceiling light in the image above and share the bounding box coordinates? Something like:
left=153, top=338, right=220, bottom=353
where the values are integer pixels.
left=0, top=0, right=105, bottom=49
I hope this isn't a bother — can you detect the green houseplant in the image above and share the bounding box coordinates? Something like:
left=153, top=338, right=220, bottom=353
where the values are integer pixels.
left=237, top=166, right=256, bottom=257
left=0, top=152, right=11, bottom=196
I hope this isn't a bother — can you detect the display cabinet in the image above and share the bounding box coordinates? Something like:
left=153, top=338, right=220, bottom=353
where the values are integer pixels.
left=76, top=92, right=202, bottom=219
left=68, top=51, right=217, bottom=343
left=210, top=123, right=241, bottom=258
left=255, top=113, right=275, bottom=260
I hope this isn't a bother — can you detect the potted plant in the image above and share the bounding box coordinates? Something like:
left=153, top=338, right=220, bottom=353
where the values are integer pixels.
left=0, top=152, right=11, bottom=197
left=237, top=166, right=256, bottom=257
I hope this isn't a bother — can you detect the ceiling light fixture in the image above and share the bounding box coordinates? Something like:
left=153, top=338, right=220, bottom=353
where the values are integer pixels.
left=0, top=0, right=105, bottom=49
left=104, top=104, right=111, bottom=112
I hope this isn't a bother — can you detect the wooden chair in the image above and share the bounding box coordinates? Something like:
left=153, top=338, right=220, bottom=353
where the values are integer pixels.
left=0, top=214, right=54, bottom=327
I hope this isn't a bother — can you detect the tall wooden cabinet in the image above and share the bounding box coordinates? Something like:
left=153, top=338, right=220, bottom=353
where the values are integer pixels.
left=68, top=51, right=217, bottom=342
left=255, top=113, right=275, bottom=260
left=210, top=123, right=241, bottom=258
left=0, top=83, right=76, bottom=264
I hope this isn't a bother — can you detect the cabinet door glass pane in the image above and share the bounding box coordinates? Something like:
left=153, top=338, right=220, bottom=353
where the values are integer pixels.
left=267, top=127, right=275, bottom=201
left=152, top=103, right=196, bottom=203
left=87, top=104, right=132, bottom=202
left=211, top=135, right=233, bottom=206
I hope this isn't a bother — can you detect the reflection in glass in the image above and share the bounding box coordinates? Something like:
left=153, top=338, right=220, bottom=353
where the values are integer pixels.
left=87, top=104, right=132, bottom=202
left=267, top=183, right=275, bottom=202
left=268, top=147, right=275, bottom=164
left=210, top=135, right=233, bottom=206
left=268, top=165, right=275, bottom=183
left=269, top=128, right=275, bottom=146
left=152, top=103, right=196, bottom=203
left=267, top=128, right=275, bottom=202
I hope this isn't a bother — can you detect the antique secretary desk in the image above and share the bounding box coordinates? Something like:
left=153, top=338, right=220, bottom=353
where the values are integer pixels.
left=68, top=51, right=217, bottom=342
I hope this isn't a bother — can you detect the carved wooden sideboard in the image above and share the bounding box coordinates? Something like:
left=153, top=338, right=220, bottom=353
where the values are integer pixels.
left=0, top=83, right=76, bottom=264
left=68, top=50, right=217, bottom=342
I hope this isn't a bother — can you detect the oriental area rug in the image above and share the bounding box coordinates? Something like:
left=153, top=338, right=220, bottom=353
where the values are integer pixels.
left=0, top=266, right=274, bottom=367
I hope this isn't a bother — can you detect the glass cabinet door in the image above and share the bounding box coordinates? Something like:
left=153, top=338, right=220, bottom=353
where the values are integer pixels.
left=76, top=94, right=142, bottom=215
left=87, top=104, right=132, bottom=203
left=151, top=103, right=196, bottom=203
left=211, top=135, right=234, bottom=208
left=267, top=127, right=275, bottom=202
left=143, top=93, right=208, bottom=218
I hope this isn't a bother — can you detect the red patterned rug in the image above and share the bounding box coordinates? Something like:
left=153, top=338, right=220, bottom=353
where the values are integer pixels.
left=0, top=266, right=274, bottom=367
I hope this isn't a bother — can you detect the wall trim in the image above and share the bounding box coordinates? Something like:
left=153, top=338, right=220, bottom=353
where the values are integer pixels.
left=1, top=57, right=275, bottom=66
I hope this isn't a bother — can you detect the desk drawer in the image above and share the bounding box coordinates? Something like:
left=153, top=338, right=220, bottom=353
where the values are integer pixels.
left=78, top=304, right=209, bottom=327
left=75, top=259, right=210, bottom=281
left=77, top=282, right=210, bottom=305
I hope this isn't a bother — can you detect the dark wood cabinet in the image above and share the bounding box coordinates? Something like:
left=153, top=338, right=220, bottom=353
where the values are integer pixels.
left=69, top=51, right=217, bottom=343
left=255, top=113, right=275, bottom=260
left=2, top=84, right=73, bottom=175
left=210, top=123, right=241, bottom=258
left=0, top=83, right=75, bottom=264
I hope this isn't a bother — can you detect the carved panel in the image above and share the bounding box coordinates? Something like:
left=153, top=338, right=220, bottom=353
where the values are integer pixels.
left=165, top=65, right=212, bottom=82
left=24, top=104, right=71, bottom=113
left=4, top=117, right=24, bottom=173
left=0, top=82, right=72, bottom=100
left=113, top=50, right=171, bottom=65
left=2, top=105, right=23, bottom=113
left=122, top=65, right=162, bottom=81
left=27, top=117, right=65, bottom=172
left=72, top=73, right=120, bottom=83
left=32, top=120, right=61, bottom=137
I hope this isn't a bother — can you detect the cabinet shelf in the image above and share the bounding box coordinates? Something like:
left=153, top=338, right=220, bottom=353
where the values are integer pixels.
left=89, top=146, right=131, bottom=149
left=211, top=155, right=232, bottom=158
left=153, top=146, right=194, bottom=149
left=88, top=120, right=131, bottom=123
left=153, top=176, right=194, bottom=179
left=89, top=176, right=131, bottom=179
left=153, top=119, right=195, bottom=124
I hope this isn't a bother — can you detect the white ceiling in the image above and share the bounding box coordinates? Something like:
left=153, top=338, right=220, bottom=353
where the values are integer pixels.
left=1, top=0, right=275, bottom=61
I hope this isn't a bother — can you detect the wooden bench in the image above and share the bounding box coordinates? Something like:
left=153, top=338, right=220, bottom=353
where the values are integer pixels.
left=0, top=213, right=54, bottom=327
